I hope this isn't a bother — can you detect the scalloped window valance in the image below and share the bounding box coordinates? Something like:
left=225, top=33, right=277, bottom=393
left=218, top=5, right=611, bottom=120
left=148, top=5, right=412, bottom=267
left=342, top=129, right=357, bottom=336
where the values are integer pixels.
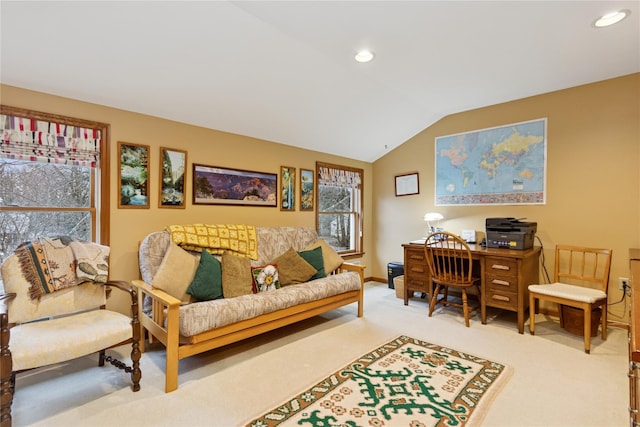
left=0, top=114, right=101, bottom=167
left=318, top=166, right=361, bottom=189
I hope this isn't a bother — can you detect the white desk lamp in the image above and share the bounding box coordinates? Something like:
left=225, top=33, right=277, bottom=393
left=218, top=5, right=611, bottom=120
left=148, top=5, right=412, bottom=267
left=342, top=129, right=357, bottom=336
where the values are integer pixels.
left=424, top=212, right=444, bottom=234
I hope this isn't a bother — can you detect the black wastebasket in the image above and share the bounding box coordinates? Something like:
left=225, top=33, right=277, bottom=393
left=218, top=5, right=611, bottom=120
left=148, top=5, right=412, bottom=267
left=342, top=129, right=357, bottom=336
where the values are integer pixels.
left=387, top=262, right=404, bottom=289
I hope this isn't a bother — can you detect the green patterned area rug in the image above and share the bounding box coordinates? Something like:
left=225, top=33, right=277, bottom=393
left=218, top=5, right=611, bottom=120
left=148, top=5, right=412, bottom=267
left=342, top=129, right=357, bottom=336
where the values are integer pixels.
left=247, top=335, right=511, bottom=427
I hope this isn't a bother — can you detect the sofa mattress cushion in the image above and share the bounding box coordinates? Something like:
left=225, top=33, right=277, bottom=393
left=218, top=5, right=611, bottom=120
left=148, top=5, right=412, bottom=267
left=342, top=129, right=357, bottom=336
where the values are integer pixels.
left=177, top=271, right=361, bottom=337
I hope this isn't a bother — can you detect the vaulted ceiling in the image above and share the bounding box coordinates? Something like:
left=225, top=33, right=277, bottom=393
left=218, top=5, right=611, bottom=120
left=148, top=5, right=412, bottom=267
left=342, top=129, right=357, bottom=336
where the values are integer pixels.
left=1, top=1, right=638, bottom=162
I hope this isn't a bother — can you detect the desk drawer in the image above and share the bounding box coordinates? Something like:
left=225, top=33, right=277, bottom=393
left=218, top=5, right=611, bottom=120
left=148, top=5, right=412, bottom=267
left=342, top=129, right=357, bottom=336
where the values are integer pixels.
left=486, top=273, right=518, bottom=293
left=406, top=248, right=426, bottom=264
left=485, top=288, right=518, bottom=311
left=485, top=257, right=518, bottom=277
left=404, top=246, right=430, bottom=294
left=406, top=260, right=428, bottom=277
left=406, top=278, right=429, bottom=293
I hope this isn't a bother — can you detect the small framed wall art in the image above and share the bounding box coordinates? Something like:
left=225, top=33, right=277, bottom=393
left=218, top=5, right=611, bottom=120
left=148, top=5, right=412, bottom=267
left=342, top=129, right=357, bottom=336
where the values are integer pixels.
left=118, top=141, right=150, bottom=208
left=395, top=172, right=419, bottom=197
left=299, top=168, right=314, bottom=211
left=159, top=147, right=187, bottom=208
left=192, top=164, right=277, bottom=207
left=280, top=166, right=296, bottom=211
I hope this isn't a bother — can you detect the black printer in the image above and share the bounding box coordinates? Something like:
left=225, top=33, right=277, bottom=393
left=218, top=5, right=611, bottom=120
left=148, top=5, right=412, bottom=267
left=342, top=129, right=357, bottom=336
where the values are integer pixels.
left=485, top=218, right=537, bottom=250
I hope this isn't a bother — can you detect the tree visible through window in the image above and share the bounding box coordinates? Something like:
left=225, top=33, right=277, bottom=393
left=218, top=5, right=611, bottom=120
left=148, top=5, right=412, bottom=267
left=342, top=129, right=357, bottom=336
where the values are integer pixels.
left=0, top=106, right=109, bottom=272
left=316, top=162, right=363, bottom=254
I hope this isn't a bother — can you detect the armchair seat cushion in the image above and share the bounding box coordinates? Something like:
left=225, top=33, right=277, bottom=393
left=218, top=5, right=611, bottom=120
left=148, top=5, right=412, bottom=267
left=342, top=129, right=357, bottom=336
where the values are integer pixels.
left=529, top=282, right=607, bottom=303
left=10, top=309, right=132, bottom=371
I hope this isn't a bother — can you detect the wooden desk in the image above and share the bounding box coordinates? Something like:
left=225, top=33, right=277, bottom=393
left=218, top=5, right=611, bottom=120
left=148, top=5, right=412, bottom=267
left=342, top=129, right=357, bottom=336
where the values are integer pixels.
left=402, top=243, right=541, bottom=333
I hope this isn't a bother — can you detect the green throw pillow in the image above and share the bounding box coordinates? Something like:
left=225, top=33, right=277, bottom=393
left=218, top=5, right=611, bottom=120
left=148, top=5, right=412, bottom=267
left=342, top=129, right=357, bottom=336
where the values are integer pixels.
left=298, top=246, right=326, bottom=279
left=186, top=250, right=223, bottom=301
left=303, top=239, right=344, bottom=273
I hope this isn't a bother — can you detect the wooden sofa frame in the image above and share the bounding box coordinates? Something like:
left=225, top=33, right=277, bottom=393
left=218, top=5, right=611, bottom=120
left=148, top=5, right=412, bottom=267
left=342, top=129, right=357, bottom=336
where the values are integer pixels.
left=132, top=262, right=364, bottom=393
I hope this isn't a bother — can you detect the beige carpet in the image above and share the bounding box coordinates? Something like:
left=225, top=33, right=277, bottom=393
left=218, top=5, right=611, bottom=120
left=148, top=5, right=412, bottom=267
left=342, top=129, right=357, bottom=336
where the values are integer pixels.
left=10, top=282, right=628, bottom=426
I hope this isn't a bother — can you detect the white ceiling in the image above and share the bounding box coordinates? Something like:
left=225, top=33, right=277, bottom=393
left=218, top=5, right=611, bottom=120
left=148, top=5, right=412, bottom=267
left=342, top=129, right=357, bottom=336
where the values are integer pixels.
left=1, top=1, right=639, bottom=162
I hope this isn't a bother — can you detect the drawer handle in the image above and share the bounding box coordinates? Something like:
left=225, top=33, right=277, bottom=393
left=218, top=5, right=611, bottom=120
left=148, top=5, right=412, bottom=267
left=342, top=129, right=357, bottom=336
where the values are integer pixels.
left=410, top=267, right=425, bottom=273
left=491, top=279, right=511, bottom=286
left=492, top=295, right=510, bottom=302
left=491, top=264, right=510, bottom=271
left=410, top=255, right=424, bottom=261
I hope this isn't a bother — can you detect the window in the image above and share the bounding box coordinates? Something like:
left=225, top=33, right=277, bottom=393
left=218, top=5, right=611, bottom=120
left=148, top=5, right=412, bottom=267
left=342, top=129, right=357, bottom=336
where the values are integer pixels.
left=316, top=161, right=363, bottom=255
left=0, top=106, right=110, bottom=269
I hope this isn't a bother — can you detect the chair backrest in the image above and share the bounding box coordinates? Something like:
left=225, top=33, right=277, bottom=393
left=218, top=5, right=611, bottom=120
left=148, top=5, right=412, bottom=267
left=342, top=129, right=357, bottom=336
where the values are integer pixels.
left=1, top=253, right=107, bottom=324
left=554, top=245, right=612, bottom=292
left=424, top=231, right=475, bottom=285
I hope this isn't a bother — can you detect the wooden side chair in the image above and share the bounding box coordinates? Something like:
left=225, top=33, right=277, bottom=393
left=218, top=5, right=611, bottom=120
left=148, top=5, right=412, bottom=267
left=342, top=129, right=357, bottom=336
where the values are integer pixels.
left=0, top=246, right=141, bottom=427
left=528, top=244, right=612, bottom=353
left=424, top=231, right=481, bottom=327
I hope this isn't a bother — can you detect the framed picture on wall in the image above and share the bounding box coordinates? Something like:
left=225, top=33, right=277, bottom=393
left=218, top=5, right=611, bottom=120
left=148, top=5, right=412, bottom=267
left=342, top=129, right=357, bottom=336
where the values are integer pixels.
left=300, top=168, right=314, bottom=211
left=280, top=166, right=296, bottom=211
left=395, top=172, right=419, bottom=197
left=118, top=141, right=150, bottom=208
left=192, top=164, right=277, bottom=206
left=159, top=147, right=187, bottom=208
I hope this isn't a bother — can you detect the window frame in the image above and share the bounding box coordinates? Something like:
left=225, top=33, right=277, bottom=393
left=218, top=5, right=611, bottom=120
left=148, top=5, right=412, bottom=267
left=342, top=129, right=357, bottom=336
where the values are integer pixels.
left=0, top=105, right=111, bottom=246
left=315, top=161, right=363, bottom=257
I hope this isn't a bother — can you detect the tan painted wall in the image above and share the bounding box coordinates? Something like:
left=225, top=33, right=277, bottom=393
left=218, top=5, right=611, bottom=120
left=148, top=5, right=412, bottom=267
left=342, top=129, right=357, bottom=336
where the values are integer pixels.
left=0, top=84, right=373, bottom=312
left=372, top=73, right=640, bottom=322
left=3, top=74, right=638, bottom=322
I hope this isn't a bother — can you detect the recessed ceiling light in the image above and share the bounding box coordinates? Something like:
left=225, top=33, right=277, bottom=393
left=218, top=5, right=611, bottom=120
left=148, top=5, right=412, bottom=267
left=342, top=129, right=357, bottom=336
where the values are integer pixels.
left=594, top=9, right=630, bottom=27
left=354, top=50, right=375, bottom=63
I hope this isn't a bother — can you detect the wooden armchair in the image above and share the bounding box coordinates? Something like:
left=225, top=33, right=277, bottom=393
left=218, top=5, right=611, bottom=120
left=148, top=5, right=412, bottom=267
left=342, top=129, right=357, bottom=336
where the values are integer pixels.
left=0, top=250, right=141, bottom=427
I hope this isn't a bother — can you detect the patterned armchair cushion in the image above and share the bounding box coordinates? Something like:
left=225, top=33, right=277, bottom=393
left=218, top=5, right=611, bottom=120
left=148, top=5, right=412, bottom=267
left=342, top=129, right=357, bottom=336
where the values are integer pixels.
left=9, top=309, right=132, bottom=371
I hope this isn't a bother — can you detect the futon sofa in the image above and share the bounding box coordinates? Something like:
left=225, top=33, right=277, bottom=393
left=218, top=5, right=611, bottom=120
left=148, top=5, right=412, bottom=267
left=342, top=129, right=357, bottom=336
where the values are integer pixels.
left=132, top=225, right=364, bottom=392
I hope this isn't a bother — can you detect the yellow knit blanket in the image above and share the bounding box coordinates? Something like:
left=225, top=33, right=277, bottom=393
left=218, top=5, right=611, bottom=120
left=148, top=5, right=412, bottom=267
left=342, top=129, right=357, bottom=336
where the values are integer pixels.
left=166, top=224, right=258, bottom=260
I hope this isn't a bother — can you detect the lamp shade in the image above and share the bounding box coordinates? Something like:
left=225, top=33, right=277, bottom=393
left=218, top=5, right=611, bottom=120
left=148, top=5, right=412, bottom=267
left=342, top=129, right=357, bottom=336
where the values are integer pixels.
left=423, top=212, right=444, bottom=222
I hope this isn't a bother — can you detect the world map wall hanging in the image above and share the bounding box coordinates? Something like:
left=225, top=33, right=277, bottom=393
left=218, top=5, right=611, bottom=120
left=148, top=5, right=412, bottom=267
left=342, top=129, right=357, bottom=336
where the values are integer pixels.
left=435, top=118, right=546, bottom=206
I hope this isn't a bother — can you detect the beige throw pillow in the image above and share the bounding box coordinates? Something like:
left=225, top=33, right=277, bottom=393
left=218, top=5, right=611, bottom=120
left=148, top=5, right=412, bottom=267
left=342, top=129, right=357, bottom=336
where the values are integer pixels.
left=152, top=242, right=198, bottom=303
left=270, top=247, right=317, bottom=286
left=303, top=239, right=344, bottom=273
left=221, top=252, right=253, bottom=298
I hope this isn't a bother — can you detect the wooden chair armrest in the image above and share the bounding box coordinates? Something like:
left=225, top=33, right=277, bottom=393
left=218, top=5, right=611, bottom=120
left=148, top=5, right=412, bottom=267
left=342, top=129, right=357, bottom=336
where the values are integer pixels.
left=337, top=262, right=365, bottom=275
left=0, top=293, right=16, bottom=303
left=106, top=280, right=137, bottom=304
left=131, top=280, right=181, bottom=307
left=0, top=293, right=15, bottom=315
left=336, top=262, right=366, bottom=289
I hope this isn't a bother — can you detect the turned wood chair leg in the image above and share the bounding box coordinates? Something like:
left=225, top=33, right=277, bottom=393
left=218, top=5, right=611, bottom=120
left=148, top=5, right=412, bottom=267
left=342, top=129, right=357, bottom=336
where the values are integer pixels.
left=462, top=290, right=470, bottom=327
left=429, top=284, right=440, bottom=317
left=130, top=298, right=142, bottom=392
